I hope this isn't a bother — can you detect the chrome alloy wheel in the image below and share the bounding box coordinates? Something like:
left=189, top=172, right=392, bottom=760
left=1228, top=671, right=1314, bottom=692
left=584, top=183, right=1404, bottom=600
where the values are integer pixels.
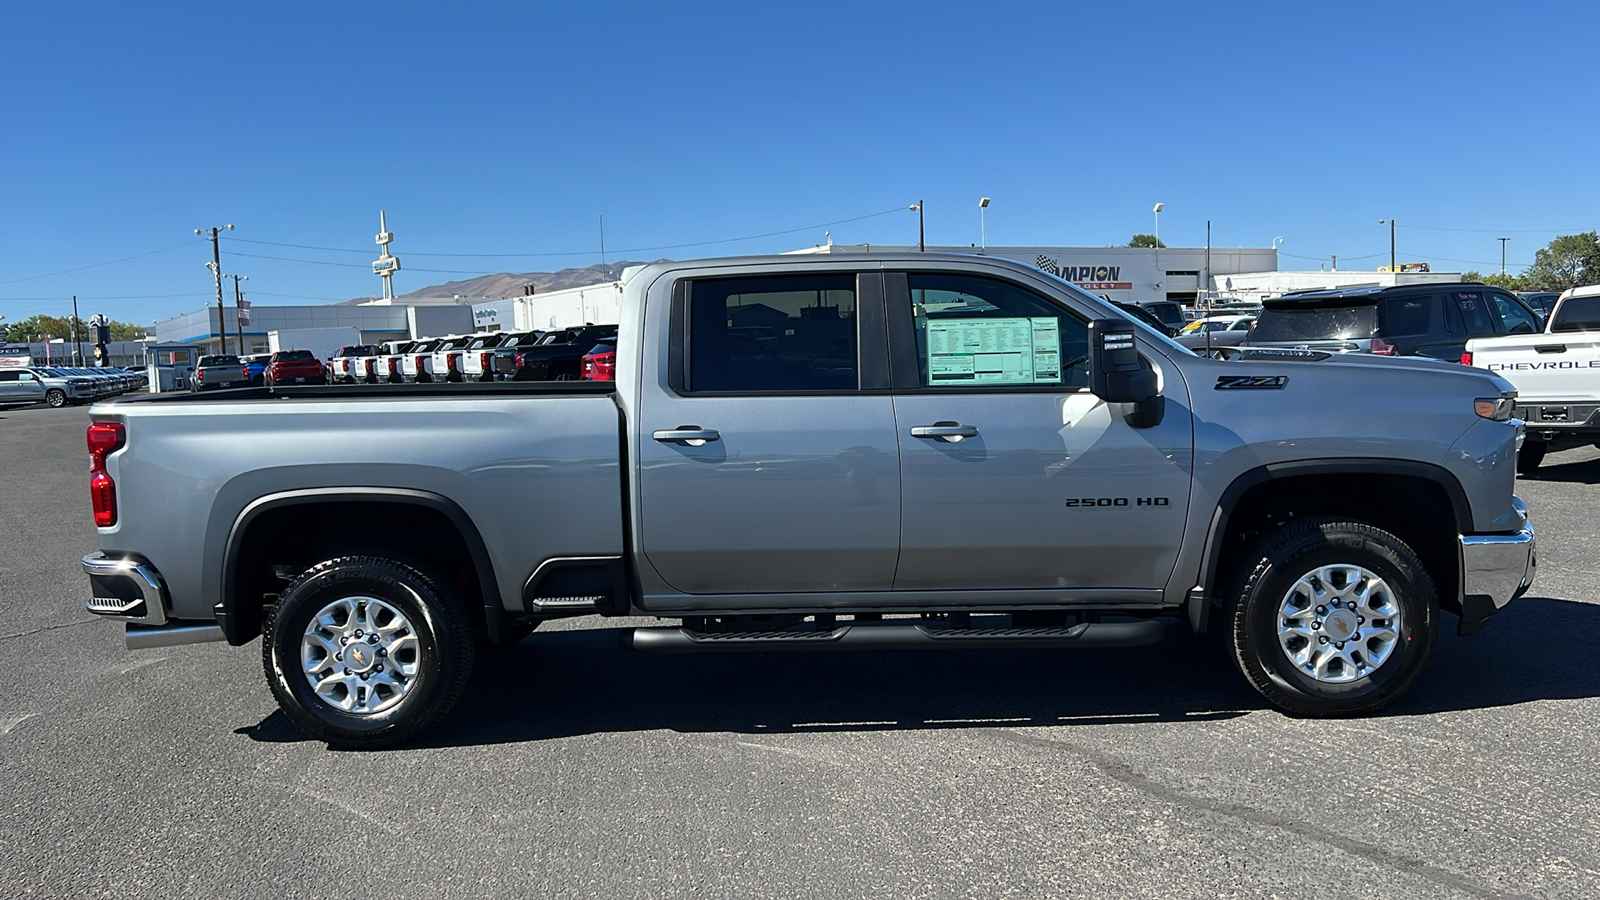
left=1276, top=563, right=1402, bottom=684
left=300, top=596, right=421, bottom=715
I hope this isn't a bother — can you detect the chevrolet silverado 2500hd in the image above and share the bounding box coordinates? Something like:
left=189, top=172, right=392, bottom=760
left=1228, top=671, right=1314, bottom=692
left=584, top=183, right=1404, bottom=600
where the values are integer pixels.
left=82, top=254, right=1536, bottom=748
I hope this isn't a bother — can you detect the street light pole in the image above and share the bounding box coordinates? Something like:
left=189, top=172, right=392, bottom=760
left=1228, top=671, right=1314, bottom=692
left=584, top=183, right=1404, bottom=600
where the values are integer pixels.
left=1378, top=219, right=1397, bottom=272
left=71, top=294, right=82, bottom=365
left=1499, top=237, right=1509, bottom=276
left=979, top=197, right=990, bottom=252
left=910, top=201, right=925, bottom=252
left=1153, top=203, right=1164, bottom=243
left=194, top=224, right=234, bottom=354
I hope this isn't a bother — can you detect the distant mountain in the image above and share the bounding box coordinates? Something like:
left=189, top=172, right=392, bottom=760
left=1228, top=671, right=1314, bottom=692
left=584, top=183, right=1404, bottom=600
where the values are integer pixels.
left=394, top=261, right=652, bottom=301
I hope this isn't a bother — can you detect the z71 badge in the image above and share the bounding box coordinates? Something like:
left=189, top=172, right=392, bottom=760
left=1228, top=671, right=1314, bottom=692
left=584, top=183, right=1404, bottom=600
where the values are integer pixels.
left=1215, top=374, right=1289, bottom=390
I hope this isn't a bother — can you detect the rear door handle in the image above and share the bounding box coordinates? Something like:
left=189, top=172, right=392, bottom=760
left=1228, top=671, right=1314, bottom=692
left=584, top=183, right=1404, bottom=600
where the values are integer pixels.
left=910, top=422, right=979, bottom=441
left=653, top=426, right=721, bottom=445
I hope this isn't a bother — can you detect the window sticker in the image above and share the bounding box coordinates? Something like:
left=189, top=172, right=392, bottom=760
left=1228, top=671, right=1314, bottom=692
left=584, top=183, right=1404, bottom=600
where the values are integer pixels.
left=925, top=317, right=1060, bottom=385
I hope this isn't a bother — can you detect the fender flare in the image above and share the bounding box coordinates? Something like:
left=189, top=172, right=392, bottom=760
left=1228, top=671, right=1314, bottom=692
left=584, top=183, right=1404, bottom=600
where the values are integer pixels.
left=216, top=487, right=506, bottom=645
left=1188, top=458, right=1471, bottom=632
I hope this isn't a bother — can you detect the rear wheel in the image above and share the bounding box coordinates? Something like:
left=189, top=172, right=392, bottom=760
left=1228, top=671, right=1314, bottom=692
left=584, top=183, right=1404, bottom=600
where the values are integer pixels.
left=1517, top=440, right=1546, bottom=476
left=1225, top=517, right=1436, bottom=716
left=262, top=556, right=475, bottom=749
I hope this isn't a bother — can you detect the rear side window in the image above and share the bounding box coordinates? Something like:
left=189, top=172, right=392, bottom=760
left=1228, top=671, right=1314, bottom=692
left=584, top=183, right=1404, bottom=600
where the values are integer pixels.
left=1253, top=304, right=1378, bottom=342
left=687, top=274, right=857, bottom=392
left=1552, top=296, right=1600, bottom=332
left=1453, top=292, right=1494, bottom=336
left=1381, top=297, right=1431, bottom=336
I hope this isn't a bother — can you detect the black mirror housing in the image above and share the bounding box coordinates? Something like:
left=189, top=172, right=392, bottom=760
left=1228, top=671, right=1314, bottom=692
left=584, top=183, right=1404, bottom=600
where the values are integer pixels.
left=1088, top=318, right=1159, bottom=403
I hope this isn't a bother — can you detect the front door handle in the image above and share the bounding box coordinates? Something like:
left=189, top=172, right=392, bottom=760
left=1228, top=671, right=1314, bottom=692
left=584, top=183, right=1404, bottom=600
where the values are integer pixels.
left=653, top=426, right=721, bottom=446
left=910, top=422, right=979, bottom=442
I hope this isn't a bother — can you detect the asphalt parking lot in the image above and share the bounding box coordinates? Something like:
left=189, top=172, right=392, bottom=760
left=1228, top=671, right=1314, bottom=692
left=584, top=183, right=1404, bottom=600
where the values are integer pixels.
left=2, top=404, right=1597, bottom=898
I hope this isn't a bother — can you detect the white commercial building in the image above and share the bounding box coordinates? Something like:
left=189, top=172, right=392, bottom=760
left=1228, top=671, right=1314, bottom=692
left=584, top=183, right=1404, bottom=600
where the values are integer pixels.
left=1213, top=269, right=1464, bottom=303
left=788, top=244, right=1280, bottom=307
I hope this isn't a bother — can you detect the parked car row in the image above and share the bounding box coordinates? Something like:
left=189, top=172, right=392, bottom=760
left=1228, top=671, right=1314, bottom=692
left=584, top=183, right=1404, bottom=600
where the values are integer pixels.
left=0, top=364, right=146, bottom=408
left=320, top=326, right=620, bottom=384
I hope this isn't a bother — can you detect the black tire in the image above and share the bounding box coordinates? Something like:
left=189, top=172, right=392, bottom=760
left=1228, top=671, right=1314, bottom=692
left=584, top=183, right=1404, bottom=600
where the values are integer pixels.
left=1224, top=517, right=1437, bottom=716
left=45, top=389, right=66, bottom=408
left=262, top=556, right=476, bottom=749
left=1517, top=441, right=1546, bottom=476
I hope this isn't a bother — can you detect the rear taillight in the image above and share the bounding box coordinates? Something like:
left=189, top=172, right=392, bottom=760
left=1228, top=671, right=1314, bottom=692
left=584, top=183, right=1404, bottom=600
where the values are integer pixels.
left=1460, top=350, right=1473, bottom=366
left=1371, top=336, right=1396, bottom=355
left=583, top=350, right=616, bottom=381
left=414, top=355, right=426, bottom=370
left=86, top=421, right=126, bottom=527
left=516, top=352, right=526, bottom=368
left=388, top=357, right=399, bottom=374
left=364, top=359, right=376, bottom=375
left=447, top=354, right=458, bottom=371
left=480, top=351, right=492, bottom=370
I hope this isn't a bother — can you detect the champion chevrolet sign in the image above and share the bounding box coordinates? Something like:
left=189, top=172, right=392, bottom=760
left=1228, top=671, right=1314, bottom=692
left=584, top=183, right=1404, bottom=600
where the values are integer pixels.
left=1035, top=255, right=1133, bottom=290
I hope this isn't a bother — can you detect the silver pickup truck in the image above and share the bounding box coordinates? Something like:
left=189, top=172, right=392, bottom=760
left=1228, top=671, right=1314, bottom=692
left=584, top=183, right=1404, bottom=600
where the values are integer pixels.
left=82, top=253, right=1536, bottom=748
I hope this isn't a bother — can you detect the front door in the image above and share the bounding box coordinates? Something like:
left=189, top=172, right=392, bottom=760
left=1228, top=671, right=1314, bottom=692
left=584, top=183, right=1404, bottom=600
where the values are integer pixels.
left=637, top=271, right=901, bottom=596
left=887, top=270, right=1193, bottom=595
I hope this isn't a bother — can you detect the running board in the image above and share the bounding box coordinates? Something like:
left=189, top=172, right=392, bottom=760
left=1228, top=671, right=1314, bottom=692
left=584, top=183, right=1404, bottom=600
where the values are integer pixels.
left=621, top=620, right=1166, bottom=654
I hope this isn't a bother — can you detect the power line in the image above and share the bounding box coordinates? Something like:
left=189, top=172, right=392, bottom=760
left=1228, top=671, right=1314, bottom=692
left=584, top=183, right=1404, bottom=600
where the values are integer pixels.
left=0, top=240, right=201, bottom=285
left=1399, top=223, right=1592, bottom=234
left=222, top=205, right=909, bottom=258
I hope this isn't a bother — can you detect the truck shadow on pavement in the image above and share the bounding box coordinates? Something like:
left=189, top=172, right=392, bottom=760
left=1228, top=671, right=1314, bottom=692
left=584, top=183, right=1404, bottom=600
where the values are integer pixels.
left=1522, top=454, right=1600, bottom=484
left=239, top=596, right=1598, bottom=748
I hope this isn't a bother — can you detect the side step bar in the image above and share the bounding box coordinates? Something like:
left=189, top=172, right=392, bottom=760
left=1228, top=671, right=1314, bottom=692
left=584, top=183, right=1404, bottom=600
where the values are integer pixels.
left=621, top=620, right=1166, bottom=654
left=125, top=623, right=226, bottom=651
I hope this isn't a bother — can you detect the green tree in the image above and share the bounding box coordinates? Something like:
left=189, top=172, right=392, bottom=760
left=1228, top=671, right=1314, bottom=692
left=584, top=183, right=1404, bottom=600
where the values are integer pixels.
left=1461, top=271, right=1527, bottom=290
left=1128, top=233, right=1166, bottom=249
left=2, top=314, right=147, bottom=343
left=1523, top=231, right=1600, bottom=291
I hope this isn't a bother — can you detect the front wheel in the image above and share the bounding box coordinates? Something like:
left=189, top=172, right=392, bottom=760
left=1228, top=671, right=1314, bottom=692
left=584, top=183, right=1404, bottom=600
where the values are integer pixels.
left=45, top=389, right=67, bottom=408
left=1225, top=518, right=1437, bottom=716
left=262, top=556, right=476, bottom=749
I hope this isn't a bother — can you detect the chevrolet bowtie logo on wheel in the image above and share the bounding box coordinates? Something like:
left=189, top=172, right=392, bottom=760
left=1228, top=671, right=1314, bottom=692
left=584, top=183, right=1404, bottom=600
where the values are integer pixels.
left=352, top=647, right=365, bottom=665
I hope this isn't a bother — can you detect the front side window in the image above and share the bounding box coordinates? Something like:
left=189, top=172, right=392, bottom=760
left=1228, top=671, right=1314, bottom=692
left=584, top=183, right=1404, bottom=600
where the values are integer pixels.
left=688, top=274, right=857, bottom=392
left=906, top=273, right=1088, bottom=389
left=1490, top=293, right=1540, bottom=335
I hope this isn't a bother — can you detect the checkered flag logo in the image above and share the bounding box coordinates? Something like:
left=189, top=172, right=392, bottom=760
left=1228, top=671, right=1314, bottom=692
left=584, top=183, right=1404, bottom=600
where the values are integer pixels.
left=1036, top=255, right=1061, bottom=277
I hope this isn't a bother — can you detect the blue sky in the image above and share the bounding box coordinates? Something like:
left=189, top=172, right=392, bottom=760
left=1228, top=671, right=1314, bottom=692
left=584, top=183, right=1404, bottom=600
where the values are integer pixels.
left=2, top=1, right=1594, bottom=328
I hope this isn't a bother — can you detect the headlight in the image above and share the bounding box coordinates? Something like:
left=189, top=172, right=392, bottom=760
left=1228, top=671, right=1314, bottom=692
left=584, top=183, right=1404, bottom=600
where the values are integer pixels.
left=1475, top=394, right=1516, bottom=421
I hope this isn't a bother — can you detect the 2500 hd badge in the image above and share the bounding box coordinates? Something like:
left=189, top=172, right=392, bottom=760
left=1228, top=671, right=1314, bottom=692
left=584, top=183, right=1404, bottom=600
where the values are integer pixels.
left=1064, top=497, right=1171, bottom=507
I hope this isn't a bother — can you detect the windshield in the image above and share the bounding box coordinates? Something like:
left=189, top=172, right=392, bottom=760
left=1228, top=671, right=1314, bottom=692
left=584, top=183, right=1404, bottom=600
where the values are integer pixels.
left=1253, top=303, right=1378, bottom=342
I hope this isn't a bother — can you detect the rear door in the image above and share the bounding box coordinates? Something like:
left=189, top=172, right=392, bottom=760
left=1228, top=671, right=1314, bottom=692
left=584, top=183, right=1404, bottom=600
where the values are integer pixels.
left=636, top=271, right=901, bottom=596
left=887, top=270, right=1193, bottom=597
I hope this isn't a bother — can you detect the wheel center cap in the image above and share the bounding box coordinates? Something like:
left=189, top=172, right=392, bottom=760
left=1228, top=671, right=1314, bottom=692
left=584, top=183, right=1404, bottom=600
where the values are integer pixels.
left=1324, top=609, right=1358, bottom=642
left=345, top=640, right=378, bottom=673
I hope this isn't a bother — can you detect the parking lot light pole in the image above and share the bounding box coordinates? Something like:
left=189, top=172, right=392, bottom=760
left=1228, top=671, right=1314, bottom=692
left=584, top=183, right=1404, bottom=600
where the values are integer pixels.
left=1499, top=237, right=1509, bottom=276
left=1379, top=219, right=1396, bottom=272
left=979, top=197, right=990, bottom=251
left=910, top=201, right=924, bottom=251
left=195, top=225, right=234, bottom=354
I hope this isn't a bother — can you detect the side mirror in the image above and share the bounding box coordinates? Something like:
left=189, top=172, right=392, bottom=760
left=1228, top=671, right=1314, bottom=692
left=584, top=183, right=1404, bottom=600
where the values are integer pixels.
left=1089, top=318, right=1158, bottom=403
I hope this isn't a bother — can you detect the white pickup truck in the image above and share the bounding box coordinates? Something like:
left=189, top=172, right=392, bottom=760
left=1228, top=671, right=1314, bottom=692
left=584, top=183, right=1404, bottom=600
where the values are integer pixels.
left=1466, top=283, right=1600, bottom=473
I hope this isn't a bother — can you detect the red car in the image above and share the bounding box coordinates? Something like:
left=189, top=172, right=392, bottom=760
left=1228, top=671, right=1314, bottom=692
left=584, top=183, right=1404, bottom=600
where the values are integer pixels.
left=580, top=341, right=615, bottom=381
left=264, top=349, right=328, bottom=387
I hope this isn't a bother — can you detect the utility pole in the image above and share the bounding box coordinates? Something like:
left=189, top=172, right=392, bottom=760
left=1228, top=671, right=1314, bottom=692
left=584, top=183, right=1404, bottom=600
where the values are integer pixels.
left=1379, top=218, right=1396, bottom=272
left=1499, top=237, right=1509, bottom=276
left=194, top=224, right=234, bottom=354
left=228, top=274, right=249, bottom=352
left=910, top=200, right=925, bottom=251
left=71, top=294, right=82, bottom=365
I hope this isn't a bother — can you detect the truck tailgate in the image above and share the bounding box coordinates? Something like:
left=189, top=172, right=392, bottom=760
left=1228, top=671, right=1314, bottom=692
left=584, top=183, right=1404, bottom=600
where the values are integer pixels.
left=1468, top=333, right=1600, bottom=402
